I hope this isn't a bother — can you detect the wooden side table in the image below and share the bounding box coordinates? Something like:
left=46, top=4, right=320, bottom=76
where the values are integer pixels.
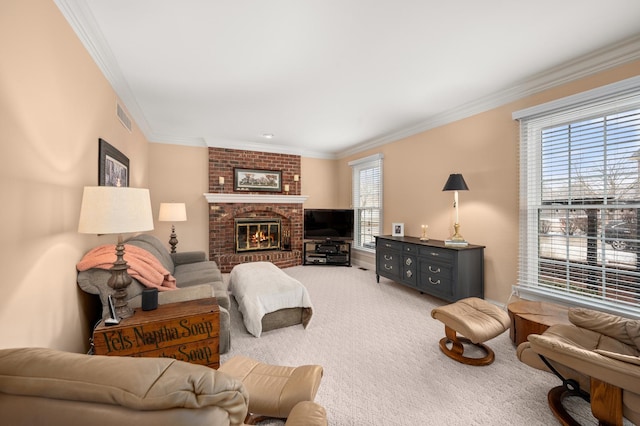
left=507, top=299, right=571, bottom=346
left=93, top=298, right=220, bottom=369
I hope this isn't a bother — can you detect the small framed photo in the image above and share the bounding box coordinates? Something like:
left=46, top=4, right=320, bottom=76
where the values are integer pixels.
left=99, top=138, right=129, bottom=187
left=392, top=223, right=405, bottom=237
left=234, top=168, right=282, bottom=192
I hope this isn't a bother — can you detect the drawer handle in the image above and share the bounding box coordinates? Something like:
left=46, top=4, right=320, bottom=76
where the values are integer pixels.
left=405, top=258, right=413, bottom=266
left=430, top=252, right=439, bottom=256
left=406, top=270, right=413, bottom=278
left=429, top=277, right=440, bottom=285
left=384, top=265, right=393, bottom=271
left=384, top=254, right=393, bottom=261
left=385, top=243, right=392, bottom=248
left=429, top=266, right=440, bottom=273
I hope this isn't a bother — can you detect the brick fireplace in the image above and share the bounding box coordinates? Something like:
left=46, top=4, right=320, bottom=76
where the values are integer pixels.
left=206, top=148, right=306, bottom=273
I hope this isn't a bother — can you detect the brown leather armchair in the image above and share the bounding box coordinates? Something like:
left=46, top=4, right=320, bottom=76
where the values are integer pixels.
left=517, top=307, right=640, bottom=425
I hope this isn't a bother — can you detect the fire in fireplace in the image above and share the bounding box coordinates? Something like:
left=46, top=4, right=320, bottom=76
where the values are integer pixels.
left=235, top=218, right=281, bottom=252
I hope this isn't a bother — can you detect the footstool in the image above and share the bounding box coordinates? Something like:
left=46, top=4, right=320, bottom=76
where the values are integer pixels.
left=218, top=355, right=323, bottom=424
left=285, top=401, right=328, bottom=426
left=230, top=262, right=314, bottom=337
left=430, top=297, right=510, bottom=366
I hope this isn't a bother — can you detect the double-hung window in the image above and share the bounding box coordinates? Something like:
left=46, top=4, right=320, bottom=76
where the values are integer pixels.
left=513, top=76, right=640, bottom=317
left=349, top=153, right=383, bottom=251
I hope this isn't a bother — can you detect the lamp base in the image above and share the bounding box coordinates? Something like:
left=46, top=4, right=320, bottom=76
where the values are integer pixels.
left=168, top=224, right=178, bottom=254
left=445, top=223, right=468, bottom=247
left=108, top=237, right=134, bottom=319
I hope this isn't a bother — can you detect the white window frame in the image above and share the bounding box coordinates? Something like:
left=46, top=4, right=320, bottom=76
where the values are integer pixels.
left=349, top=153, right=383, bottom=252
left=513, top=75, right=640, bottom=318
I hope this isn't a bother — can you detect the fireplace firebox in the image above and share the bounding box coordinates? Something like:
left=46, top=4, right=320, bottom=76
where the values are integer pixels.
left=235, top=218, right=281, bottom=253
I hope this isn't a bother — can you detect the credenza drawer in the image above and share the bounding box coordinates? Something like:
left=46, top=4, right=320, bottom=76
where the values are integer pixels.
left=377, top=249, right=401, bottom=280
left=421, top=260, right=453, bottom=281
left=403, top=244, right=417, bottom=254
left=419, top=261, right=454, bottom=298
left=418, top=246, right=454, bottom=263
left=378, top=240, right=403, bottom=251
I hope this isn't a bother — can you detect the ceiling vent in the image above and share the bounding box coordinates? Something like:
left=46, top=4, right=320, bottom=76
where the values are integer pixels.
left=116, top=101, right=132, bottom=132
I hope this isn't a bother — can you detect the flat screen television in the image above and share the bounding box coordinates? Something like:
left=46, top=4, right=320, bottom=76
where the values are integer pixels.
left=304, top=209, right=354, bottom=241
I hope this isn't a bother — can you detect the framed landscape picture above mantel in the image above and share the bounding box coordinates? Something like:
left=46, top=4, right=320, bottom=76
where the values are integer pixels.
left=99, top=138, right=129, bottom=187
left=234, top=168, right=282, bottom=192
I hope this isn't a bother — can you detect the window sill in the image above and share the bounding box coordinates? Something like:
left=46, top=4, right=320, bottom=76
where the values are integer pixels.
left=513, top=285, right=640, bottom=319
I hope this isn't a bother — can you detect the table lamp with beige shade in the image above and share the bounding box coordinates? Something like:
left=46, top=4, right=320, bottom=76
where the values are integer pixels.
left=158, top=202, right=187, bottom=254
left=78, top=186, right=154, bottom=319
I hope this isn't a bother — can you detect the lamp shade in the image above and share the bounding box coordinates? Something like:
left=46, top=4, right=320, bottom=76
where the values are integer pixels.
left=442, top=174, right=469, bottom=191
left=158, top=203, right=187, bottom=222
left=78, top=186, right=154, bottom=234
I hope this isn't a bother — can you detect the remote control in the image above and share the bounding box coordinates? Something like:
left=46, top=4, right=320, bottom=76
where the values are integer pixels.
left=105, top=295, right=120, bottom=326
left=104, top=317, right=120, bottom=326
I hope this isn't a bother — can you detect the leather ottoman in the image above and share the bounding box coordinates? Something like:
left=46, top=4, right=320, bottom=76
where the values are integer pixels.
left=431, top=297, right=510, bottom=366
left=219, top=355, right=323, bottom=424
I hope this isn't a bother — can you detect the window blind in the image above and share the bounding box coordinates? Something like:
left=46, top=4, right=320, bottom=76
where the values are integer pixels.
left=349, top=153, right=383, bottom=251
left=514, top=77, right=640, bottom=318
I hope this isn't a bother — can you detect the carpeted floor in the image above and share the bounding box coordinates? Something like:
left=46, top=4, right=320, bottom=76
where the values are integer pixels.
left=221, top=265, right=631, bottom=425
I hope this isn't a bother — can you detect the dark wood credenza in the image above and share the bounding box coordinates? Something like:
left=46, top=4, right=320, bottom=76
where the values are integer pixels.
left=375, top=235, right=485, bottom=302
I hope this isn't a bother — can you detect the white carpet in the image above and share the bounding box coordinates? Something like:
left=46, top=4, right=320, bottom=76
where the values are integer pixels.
left=221, top=265, right=630, bottom=425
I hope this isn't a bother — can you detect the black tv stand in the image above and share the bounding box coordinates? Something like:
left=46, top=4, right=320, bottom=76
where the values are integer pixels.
left=303, top=240, right=351, bottom=266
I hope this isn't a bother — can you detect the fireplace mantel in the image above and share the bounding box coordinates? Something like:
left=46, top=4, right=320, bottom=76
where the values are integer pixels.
left=204, top=193, right=309, bottom=204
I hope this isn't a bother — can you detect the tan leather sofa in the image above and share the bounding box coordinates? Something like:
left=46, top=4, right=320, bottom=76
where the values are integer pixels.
left=0, top=347, right=327, bottom=426
left=517, top=307, right=640, bottom=425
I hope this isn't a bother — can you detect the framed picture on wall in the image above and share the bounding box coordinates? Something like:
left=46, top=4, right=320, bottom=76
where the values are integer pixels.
left=392, top=223, right=405, bottom=237
left=234, top=168, right=282, bottom=192
left=99, top=138, right=129, bottom=187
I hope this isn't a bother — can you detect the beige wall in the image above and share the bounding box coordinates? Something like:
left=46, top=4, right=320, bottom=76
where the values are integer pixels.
left=0, top=0, right=150, bottom=352
left=341, top=60, right=640, bottom=304
left=341, top=108, right=519, bottom=301
left=147, top=143, right=210, bottom=253
left=2, top=0, right=639, bottom=354
left=300, top=157, right=341, bottom=208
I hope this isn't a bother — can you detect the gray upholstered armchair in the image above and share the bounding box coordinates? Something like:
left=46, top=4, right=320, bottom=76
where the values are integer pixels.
left=77, top=234, right=231, bottom=353
left=517, top=307, right=640, bottom=425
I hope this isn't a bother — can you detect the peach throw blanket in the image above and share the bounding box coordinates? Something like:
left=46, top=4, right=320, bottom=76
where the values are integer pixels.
left=77, top=244, right=177, bottom=291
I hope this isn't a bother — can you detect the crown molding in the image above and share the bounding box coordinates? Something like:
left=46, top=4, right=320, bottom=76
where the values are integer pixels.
left=148, top=135, right=207, bottom=147
left=55, top=0, right=349, bottom=159
left=55, top=0, right=640, bottom=160
left=149, top=132, right=335, bottom=157
left=55, top=0, right=154, bottom=138
left=336, top=34, right=640, bottom=159
left=204, top=193, right=309, bottom=204
left=203, top=138, right=336, bottom=159
left=513, top=74, right=640, bottom=120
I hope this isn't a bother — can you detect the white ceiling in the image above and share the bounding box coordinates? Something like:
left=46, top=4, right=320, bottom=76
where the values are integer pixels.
left=56, top=0, right=640, bottom=159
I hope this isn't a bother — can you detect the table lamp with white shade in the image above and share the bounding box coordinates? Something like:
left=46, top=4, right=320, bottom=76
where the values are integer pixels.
left=78, top=186, right=154, bottom=319
left=158, top=202, right=187, bottom=254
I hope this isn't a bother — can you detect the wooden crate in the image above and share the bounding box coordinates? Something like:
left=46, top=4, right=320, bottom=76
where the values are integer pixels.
left=93, top=298, right=220, bottom=369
